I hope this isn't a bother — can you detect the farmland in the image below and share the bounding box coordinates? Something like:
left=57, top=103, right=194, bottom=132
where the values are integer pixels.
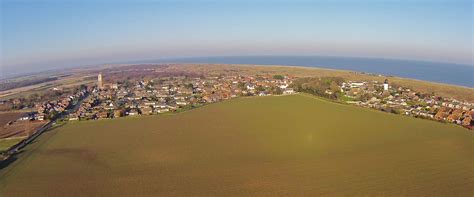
left=0, top=112, right=27, bottom=151
left=0, top=112, right=47, bottom=152
left=0, top=94, right=473, bottom=196
left=0, top=112, right=23, bottom=126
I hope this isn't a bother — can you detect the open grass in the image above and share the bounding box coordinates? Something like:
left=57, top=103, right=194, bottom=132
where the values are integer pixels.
left=0, top=137, right=24, bottom=152
left=0, top=94, right=473, bottom=196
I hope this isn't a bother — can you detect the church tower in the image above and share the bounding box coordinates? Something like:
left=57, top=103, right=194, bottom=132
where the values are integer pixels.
left=98, top=73, right=104, bottom=89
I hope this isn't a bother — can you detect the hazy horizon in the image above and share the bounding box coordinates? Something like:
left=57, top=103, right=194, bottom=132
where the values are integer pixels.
left=1, top=0, right=473, bottom=76
left=1, top=54, right=473, bottom=78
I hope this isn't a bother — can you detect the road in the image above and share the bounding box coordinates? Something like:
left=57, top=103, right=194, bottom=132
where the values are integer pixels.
left=4, top=92, right=89, bottom=156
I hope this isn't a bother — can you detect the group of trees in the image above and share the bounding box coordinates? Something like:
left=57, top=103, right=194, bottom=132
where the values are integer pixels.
left=291, top=77, right=344, bottom=100
left=273, top=75, right=285, bottom=80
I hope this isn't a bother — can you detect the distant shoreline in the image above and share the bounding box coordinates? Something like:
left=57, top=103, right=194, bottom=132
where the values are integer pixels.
left=3, top=55, right=473, bottom=87
left=142, top=56, right=473, bottom=88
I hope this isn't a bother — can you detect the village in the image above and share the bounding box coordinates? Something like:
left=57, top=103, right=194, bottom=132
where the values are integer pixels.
left=66, top=73, right=296, bottom=120
left=337, top=79, right=473, bottom=128
left=4, top=72, right=472, bottom=130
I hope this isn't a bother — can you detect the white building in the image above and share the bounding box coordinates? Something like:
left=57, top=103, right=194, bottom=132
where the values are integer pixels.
left=283, top=88, right=295, bottom=94
left=246, top=84, right=255, bottom=90
left=383, top=79, right=389, bottom=91
left=279, top=84, right=289, bottom=89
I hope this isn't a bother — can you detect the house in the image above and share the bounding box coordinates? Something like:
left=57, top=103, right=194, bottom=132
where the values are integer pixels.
left=144, top=101, right=156, bottom=106
left=167, top=104, right=178, bottom=110
left=246, top=84, right=256, bottom=90
left=36, top=114, right=45, bottom=121
left=434, top=107, right=451, bottom=121
left=203, top=94, right=221, bottom=103
left=68, top=114, right=79, bottom=121
left=156, top=108, right=169, bottom=113
left=104, top=103, right=115, bottom=110
left=128, top=109, right=139, bottom=116
left=138, top=104, right=149, bottom=109
left=111, top=83, right=118, bottom=89
left=18, top=114, right=31, bottom=121
left=154, top=102, right=168, bottom=109
left=348, top=88, right=361, bottom=96
left=202, top=95, right=211, bottom=103
left=176, top=100, right=188, bottom=106
left=97, top=111, right=109, bottom=119
left=283, top=88, right=295, bottom=95
left=348, top=82, right=366, bottom=88
left=279, top=84, right=289, bottom=89
left=462, top=116, right=472, bottom=126
left=447, top=109, right=464, bottom=122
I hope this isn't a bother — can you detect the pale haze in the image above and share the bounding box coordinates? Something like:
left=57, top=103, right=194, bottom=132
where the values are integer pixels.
left=1, top=0, right=472, bottom=76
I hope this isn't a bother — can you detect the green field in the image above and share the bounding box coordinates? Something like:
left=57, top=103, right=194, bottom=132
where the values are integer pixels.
left=0, top=94, right=473, bottom=196
left=0, top=138, right=24, bottom=152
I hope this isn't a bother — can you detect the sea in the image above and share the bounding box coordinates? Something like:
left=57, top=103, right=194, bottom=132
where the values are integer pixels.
left=140, top=56, right=474, bottom=88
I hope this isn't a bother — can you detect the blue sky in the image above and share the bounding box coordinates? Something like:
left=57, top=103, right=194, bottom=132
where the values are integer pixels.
left=1, top=0, right=472, bottom=75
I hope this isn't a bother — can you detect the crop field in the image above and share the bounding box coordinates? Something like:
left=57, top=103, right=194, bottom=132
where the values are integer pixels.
left=0, top=116, right=47, bottom=153
left=0, top=112, right=23, bottom=126
left=0, top=94, right=473, bottom=196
